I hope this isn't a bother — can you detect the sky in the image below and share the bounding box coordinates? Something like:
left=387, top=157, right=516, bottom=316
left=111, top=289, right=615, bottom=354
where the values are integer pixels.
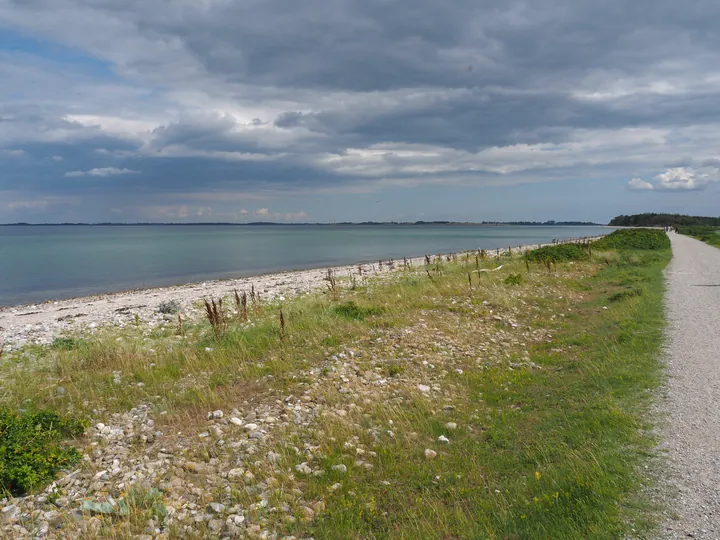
left=1, top=0, right=719, bottom=224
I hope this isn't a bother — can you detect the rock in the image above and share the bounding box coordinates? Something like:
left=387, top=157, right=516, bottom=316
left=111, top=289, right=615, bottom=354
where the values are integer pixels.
left=208, top=502, right=226, bottom=514
left=295, top=462, right=312, bottom=475
left=424, top=449, right=437, bottom=460
left=56, top=387, right=66, bottom=396
left=208, top=410, right=224, bottom=420
left=445, top=422, right=458, bottom=430
left=244, top=423, right=259, bottom=431
left=267, top=451, right=281, bottom=463
left=208, top=518, right=224, bottom=532
left=230, top=417, right=243, bottom=427
left=438, top=435, right=450, bottom=444
left=182, top=462, right=206, bottom=474
left=331, top=464, right=347, bottom=474
left=1, top=504, right=19, bottom=522
left=417, top=384, right=431, bottom=393
left=299, top=506, right=315, bottom=522
left=227, top=468, right=245, bottom=480
left=328, top=483, right=342, bottom=492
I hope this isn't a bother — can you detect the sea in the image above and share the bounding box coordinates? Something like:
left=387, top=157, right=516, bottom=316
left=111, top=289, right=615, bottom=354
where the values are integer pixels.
left=0, top=224, right=610, bottom=307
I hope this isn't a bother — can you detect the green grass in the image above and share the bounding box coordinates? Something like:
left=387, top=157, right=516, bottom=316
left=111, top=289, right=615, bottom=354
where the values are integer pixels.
left=677, top=225, right=720, bottom=248
left=286, top=249, right=670, bottom=539
left=593, top=228, right=670, bottom=251
left=0, top=244, right=671, bottom=536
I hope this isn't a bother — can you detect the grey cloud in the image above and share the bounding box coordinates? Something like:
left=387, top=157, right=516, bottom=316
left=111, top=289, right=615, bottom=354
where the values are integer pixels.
left=2, top=0, right=720, bottom=221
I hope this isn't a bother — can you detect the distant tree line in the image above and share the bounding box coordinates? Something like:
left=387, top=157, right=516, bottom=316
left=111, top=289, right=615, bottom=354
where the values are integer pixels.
left=609, top=213, right=720, bottom=227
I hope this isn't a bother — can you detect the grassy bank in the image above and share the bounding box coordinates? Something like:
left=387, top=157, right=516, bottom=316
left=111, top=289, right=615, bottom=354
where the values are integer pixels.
left=0, top=230, right=671, bottom=538
left=677, top=225, right=720, bottom=248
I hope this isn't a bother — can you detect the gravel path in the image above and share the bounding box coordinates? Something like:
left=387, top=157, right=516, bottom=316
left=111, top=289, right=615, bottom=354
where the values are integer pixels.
left=660, top=232, right=720, bottom=538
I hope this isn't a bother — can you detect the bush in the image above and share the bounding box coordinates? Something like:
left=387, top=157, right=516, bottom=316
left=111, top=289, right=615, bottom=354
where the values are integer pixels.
left=503, top=273, right=523, bottom=285
left=0, top=410, right=87, bottom=495
left=524, top=243, right=589, bottom=263
left=157, top=300, right=181, bottom=315
left=593, top=229, right=670, bottom=251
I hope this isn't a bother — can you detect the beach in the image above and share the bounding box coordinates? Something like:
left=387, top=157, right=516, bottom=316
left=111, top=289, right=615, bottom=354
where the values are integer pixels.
left=0, top=239, right=595, bottom=351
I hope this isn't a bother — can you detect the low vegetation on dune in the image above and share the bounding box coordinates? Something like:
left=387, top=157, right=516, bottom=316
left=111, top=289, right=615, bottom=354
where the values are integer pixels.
left=592, top=228, right=671, bottom=251
left=0, top=235, right=671, bottom=538
left=677, top=225, right=720, bottom=248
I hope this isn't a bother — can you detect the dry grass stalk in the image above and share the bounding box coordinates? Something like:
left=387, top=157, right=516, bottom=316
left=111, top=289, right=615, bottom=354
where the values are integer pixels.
left=325, top=268, right=338, bottom=296
left=177, top=312, right=184, bottom=336
left=204, top=298, right=226, bottom=336
left=234, top=289, right=248, bottom=321
left=250, top=285, right=260, bottom=313
left=279, top=310, right=286, bottom=342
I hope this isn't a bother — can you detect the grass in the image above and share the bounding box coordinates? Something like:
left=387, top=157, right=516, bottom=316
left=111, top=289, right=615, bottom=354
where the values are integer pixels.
left=677, top=225, right=720, bottom=248
left=0, top=240, right=671, bottom=537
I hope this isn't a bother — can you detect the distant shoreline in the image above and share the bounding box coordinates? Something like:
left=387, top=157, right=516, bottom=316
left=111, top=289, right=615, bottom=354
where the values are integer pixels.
left=0, top=221, right=604, bottom=227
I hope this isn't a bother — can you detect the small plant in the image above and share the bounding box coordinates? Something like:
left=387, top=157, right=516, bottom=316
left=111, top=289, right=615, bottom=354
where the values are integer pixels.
left=333, top=301, right=385, bottom=320
left=157, top=300, right=180, bottom=315
left=51, top=337, right=83, bottom=350
left=504, top=273, right=523, bottom=286
left=0, top=409, right=87, bottom=495
left=204, top=298, right=226, bottom=336
left=608, top=288, right=644, bottom=302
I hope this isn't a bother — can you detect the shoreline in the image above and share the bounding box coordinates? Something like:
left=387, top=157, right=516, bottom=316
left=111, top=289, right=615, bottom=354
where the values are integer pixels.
left=0, top=237, right=599, bottom=351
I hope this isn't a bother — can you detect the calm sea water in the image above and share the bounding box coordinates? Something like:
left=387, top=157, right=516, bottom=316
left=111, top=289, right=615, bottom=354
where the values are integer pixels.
left=0, top=225, right=610, bottom=306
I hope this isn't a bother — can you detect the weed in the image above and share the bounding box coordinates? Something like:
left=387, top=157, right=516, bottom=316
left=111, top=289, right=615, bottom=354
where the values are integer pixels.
left=504, top=273, right=523, bottom=285
left=204, top=298, right=226, bottom=336
left=157, top=300, right=180, bottom=315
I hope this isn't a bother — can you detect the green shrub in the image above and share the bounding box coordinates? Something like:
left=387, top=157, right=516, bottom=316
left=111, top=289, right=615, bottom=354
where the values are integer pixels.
left=0, top=410, right=87, bottom=495
left=157, top=300, right=181, bottom=315
left=332, top=301, right=385, bottom=320
left=593, top=229, right=670, bottom=251
left=503, top=273, right=523, bottom=285
left=524, top=243, right=589, bottom=263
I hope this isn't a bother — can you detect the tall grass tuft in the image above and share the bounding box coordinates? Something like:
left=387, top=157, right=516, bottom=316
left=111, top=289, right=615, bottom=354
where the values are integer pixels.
left=204, top=298, right=226, bottom=336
